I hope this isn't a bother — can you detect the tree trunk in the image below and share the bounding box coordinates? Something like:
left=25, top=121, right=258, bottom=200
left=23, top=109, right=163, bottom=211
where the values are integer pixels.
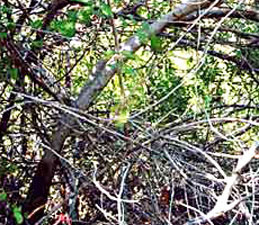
left=23, top=122, right=71, bottom=223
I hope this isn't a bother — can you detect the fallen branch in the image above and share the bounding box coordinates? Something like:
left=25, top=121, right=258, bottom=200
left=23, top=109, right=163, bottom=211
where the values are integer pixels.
left=186, top=141, right=259, bottom=224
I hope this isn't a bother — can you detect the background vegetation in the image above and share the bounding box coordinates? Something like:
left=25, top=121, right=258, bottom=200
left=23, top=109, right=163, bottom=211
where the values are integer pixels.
left=0, top=0, right=259, bottom=224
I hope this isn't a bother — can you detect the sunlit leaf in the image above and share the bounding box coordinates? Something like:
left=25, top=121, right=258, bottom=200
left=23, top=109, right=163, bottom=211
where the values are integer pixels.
left=204, top=95, right=212, bottom=108
left=122, top=65, right=135, bottom=76
left=136, top=22, right=150, bottom=44
left=122, top=51, right=135, bottom=60
left=60, top=20, right=76, bottom=37
left=116, top=110, right=129, bottom=128
left=100, top=3, right=113, bottom=18
left=30, top=19, right=42, bottom=29
left=104, top=50, right=116, bottom=58
left=150, top=35, right=162, bottom=52
left=78, top=6, right=93, bottom=25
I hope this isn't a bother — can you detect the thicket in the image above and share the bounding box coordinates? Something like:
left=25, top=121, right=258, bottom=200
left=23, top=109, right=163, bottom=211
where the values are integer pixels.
left=0, top=0, right=259, bottom=224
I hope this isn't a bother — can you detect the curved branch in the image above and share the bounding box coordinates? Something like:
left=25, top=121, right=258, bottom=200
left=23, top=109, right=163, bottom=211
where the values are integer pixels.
left=188, top=7, right=259, bottom=22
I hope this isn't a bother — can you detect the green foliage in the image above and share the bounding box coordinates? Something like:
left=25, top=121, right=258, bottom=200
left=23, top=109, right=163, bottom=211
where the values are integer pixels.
left=0, top=32, right=7, bottom=39
left=122, top=65, right=135, bottom=76
left=136, top=6, right=150, bottom=19
left=150, top=34, right=162, bottom=52
left=204, top=95, right=212, bottom=109
left=31, top=40, right=43, bottom=48
left=197, top=57, right=222, bottom=87
left=8, top=68, right=18, bottom=80
left=121, top=51, right=135, bottom=60
left=104, top=50, right=116, bottom=58
left=0, top=160, right=18, bottom=176
left=115, top=108, right=129, bottom=129
left=136, top=22, right=151, bottom=44
left=30, top=19, right=43, bottom=29
left=78, top=6, right=93, bottom=25
left=153, top=75, right=187, bottom=118
left=100, top=3, right=113, bottom=18
left=52, top=19, right=76, bottom=37
left=50, top=11, right=78, bottom=37
left=0, top=5, right=12, bottom=16
left=0, top=191, right=7, bottom=201
left=0, top=4, right=15, bottom=34
left=1, top=0, right=259, bottom=223
left=241, top=48, right=259, bottom=68
left=6, top=21, right=15, bottom=30
left=12, top=206, right=23, bottom=224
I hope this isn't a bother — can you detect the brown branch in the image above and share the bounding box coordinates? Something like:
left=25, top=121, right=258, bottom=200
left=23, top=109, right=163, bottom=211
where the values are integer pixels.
left=0, top=91, right=18, bottom=143
left=35, top=0, right=70, bottom=41
left=15, top=0, right=39, bottom=33
left=186, top=7, right=259, bottom=22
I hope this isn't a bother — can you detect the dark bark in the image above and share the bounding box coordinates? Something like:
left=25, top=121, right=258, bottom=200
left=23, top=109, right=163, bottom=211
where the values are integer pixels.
left=35, top=0, right=70, bottom=41
left=23, top=121, right=71, bottom=223
left=183, top=8, right=259, bottom=22
left=15, top=0, right=39, bottom=33
left=0, top=91, right=17, bottom=143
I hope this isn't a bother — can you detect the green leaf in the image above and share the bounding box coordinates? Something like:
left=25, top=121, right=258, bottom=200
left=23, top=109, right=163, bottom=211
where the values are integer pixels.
left=1, top=5, right=12, bottom=14
left=136, top=6, right=149, bottom=19
left=121, top=51, right=135, bottom=60
left=51, top=19, right=76, bottom=37
left=8, top=164, right=18, bottom=173
left=60, top=20, right=76, bottom=37
left=204, top=95, right=212, bottom=108
left=7, top=21, right=15, bottom=30
left=150, top=35, right=162, bottom=52
left=0, top=32, right=7, bottom=40
left=13, top=206, right=23, bottom=224
left=31, top=40, right=43, bottom=48
left=136, top=22, right=150, bottom=44
left=100, top=3, right=113, bottom=18
left=104, top=50, right=116, bottom=58
left=122, top=65, right=135, bottom=76
left=68, top=10, right=78, bottom=22
left=115, top=110, right=129, bottom=128
left=78, top=6, right=93, bottom=25
left=9, top=68, right=18, bottom=80
left=30, top=20, right=42, bottom=29
left=235, top=49, right=242, bottom=59
left=0, top=191, right=7, bottom=201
